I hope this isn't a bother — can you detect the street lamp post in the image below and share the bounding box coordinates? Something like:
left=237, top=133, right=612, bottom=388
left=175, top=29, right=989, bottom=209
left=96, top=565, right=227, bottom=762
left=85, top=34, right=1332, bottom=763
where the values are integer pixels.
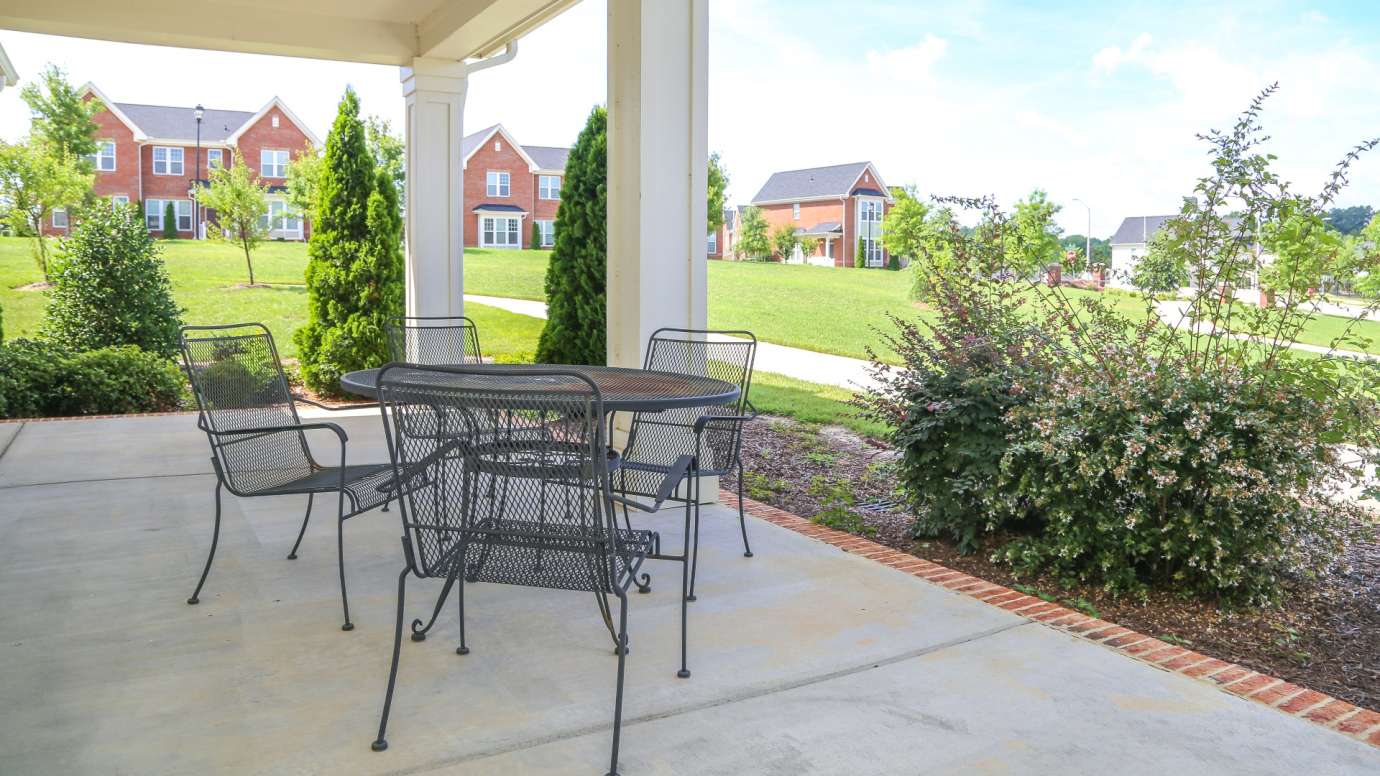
left=193, top=104, right=204, bottom=239
left=1073, top=197, right=1092, bottom=275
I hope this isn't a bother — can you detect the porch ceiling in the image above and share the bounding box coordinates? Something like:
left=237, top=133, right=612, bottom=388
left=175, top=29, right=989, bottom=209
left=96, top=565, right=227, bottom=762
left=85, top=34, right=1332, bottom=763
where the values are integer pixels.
left=0, top=0, right=576, bottom=65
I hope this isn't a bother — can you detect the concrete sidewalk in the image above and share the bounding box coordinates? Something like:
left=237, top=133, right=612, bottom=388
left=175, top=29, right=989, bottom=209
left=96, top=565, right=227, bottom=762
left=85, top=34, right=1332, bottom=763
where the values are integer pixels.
left=465, top=294, right=879, bottom=390
left=1, top=414, right=1374, bottom=774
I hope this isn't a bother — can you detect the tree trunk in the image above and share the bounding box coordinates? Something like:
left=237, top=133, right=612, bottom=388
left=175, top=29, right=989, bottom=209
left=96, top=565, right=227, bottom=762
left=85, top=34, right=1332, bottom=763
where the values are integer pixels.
left=242, top=235, right=256, bottom=286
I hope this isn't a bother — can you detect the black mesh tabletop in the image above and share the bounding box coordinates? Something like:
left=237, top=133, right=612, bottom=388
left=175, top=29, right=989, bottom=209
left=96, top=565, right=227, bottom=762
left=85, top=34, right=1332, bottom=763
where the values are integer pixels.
left=341, top=364, right=740, bottom=412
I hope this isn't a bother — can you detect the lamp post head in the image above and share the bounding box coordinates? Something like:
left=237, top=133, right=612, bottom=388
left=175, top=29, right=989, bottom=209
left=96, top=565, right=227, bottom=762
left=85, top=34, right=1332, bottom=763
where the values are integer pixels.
left=194, top=104, right=205, bottom=122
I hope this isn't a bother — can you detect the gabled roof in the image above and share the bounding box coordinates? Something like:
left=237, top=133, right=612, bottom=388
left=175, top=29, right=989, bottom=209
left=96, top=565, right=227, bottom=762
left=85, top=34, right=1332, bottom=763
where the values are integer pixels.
left=460, top=123, right=571, bottom=174
left=797, top=222, right=842, bottom=236
left=79, top=83, right=318, bottom=146
left=0, top=42, right=18, bottom=92
left=1109, top=215, right=1177, bottom=246
left=751, top=161, right=890, bottom=204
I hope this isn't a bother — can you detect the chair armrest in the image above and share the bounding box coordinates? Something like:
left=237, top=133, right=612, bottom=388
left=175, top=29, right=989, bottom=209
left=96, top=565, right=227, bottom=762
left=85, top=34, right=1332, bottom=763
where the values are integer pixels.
left=294, top=394, right=380, bottom=411
left=206, top=421, right=349, bottom=445
left=606, top=454, right=694, bottom=513
left=377, top=438, right=466, bottom=494
left=693, top=399, right=759, bottom=433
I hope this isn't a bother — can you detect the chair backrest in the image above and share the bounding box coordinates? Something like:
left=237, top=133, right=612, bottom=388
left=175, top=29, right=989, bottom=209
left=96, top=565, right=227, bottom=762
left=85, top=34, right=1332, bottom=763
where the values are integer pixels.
left=179, top=323, right=314, bottom=494
left=386, top=316, right=482, bottom=366
left=377, top=364, right=621, bottom=591
left=625, top=328, right=757, bottom=474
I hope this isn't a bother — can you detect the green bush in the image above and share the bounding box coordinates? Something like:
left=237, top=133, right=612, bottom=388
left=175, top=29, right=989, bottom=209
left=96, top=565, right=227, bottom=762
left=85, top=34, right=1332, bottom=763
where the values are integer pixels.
left=997, top=361, right=1360, bottom=603
left=0, top=339, right=186, bottom=418
left=163, top=201, right=178, bottom=239
left=294, top=88, right=404, bottom=395
left=43, top=203, right=183, bottom=358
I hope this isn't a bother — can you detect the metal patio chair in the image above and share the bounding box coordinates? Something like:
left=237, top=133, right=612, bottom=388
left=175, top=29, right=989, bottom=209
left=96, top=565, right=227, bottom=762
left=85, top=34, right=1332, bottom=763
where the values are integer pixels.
left=614, top=328, right=758, bottom=602
left=179, top=323, right=394, bottom=631
left=385, top=315, right=482, bottom=365
left=370, top=365, right=693, bottom=776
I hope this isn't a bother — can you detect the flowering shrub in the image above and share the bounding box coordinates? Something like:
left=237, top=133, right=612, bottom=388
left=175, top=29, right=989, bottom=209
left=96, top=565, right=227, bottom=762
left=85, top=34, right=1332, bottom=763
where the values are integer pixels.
left=862, top=88, right=1380, bottom=603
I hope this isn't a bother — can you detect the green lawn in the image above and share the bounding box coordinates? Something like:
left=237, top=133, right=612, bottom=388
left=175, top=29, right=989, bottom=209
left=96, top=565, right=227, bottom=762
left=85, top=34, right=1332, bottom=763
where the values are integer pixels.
left=1, top=237, right=872, bottom=435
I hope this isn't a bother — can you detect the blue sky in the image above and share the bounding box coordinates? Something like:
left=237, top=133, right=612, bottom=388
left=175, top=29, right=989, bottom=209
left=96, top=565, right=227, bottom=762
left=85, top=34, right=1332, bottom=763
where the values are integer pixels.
left=2, top=0, right=1378, bottom=236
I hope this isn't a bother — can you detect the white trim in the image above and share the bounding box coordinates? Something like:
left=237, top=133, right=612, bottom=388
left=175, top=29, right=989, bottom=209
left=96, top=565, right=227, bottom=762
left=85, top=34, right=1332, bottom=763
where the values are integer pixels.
left=152, top=146, right=184, bottom=175
left=460, top=124, right=540, bottom=172
left=751, top=193, right=848, bottom=207
left=226, top=96, right=321, bottom=147
left=473, top=207, right=528, bottom=216
left=52, top=207, right=68, bottom=228
left=536, top=219, right=556, bottom=247
left=206, top=149, right=224, bottom=170
left=478, top=214, right=523, bottom=248
left=260, top=148, right=290, bottom=178
left=89, top=139, right=117, bottom=171
left=78, top=83, right=145, bottom=139
left=538, top=174, right=561, bottom=200
left=0, top=42, right=17, bottom=91
left=843, top=162, right=893, bottom=201
left=140, top=138, right=233, bottom=148
left=111, top=194, right=130, bottom=208
left=485, top=170, right=511, bottom=197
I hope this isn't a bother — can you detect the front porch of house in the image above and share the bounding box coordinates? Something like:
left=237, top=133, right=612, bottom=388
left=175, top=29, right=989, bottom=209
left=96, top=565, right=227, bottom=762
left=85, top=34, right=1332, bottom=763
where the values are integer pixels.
left=1, top=412, right=1375, bottom=774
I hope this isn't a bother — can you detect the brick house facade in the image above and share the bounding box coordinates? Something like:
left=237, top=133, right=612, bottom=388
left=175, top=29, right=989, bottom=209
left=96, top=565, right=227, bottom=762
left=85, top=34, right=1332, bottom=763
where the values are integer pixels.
left=47, top=83, right=319, bottom=240
left=460, top=124, right=568, bottom=250
left=740, top=161, right=893, bottom=268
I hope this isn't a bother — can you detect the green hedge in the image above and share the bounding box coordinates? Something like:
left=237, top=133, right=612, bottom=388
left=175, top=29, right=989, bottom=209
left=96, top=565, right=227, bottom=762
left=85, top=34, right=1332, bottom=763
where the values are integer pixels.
left=0, top=339, right=187, bottom=419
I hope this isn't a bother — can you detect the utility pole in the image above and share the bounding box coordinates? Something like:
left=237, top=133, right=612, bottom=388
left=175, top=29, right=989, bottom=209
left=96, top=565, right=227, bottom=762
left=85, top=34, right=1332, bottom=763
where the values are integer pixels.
left=1073, top=197, right=1092, bottom=273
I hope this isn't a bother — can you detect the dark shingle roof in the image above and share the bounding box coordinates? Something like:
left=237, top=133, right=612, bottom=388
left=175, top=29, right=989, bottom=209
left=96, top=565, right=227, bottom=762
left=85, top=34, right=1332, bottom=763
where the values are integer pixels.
left=114, top=102, right=255, bottom=142
left=751, top=162, right=871, bottom=203
left=472, top=203, right=527, bottom=213
left=797, top=222, right=842, bottom=236
left=461, top=125, right=571, bottom=173
left=1110, top=215, right=1176, bottom=245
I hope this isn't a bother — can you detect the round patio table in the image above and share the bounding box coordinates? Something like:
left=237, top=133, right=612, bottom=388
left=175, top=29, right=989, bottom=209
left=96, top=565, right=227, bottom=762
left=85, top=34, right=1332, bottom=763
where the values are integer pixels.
left=339, top=364, right=740, bottom=412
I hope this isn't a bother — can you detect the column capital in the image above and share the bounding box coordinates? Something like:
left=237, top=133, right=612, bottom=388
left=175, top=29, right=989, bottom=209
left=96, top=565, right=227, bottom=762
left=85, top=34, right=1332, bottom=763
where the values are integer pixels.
left=400, top=57, right=468, bottom=97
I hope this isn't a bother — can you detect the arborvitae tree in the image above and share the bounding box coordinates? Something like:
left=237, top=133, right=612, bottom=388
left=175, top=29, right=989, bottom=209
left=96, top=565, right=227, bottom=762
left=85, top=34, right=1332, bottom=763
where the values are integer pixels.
left=44, top=203, right=182, bottom=358
left=163, top=201, right=178, bottom=239
left=855, top=237, right=866, bottom=268
left=294, top=88, right=404, bottom=395
left=536, top=106, right=607, bottom=365
left=531, top=220, right=542, bottom=250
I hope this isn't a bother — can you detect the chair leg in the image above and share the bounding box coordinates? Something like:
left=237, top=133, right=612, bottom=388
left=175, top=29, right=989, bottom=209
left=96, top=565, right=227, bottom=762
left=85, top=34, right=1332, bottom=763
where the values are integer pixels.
left=737, top=459, right=754, bottom=558
left=686, top=497, right=702, bottom=603
left=187, top=481, right=223, bottom=605
left=456, top=567, right=470, bottom=655
left=606, top=594, right=629, bottom=776
left=337, top=491, right=354, bottom=631
left=371, top=566, right=410, bottom=753
left=287, top=492, right=313, bottom=560
left=678, top=476, right=693, bottom=679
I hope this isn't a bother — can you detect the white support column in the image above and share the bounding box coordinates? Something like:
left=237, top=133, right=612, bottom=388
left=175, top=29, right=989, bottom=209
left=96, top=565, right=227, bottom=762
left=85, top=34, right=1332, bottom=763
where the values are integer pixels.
left=401, top=58, right=468, bottom=318
left=606, top=0, right=709, bottom=368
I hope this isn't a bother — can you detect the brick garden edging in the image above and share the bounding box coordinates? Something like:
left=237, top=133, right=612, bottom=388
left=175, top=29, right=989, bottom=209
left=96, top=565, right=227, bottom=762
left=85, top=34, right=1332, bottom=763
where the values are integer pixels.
left=722, top=489, right=1380, bottom=750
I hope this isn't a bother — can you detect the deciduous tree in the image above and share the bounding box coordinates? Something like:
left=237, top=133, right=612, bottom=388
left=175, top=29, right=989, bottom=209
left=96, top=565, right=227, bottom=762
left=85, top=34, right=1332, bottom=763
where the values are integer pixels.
left=1008, top=189, right=1063, bottom=276
left=20, top=64, right=101, bottom=164
left=735, top=206, right=770, bottom=261
left=708, top=152, right=729, bottom=234
left=0, top=137, right=92, bottom=281
left=199, top=157, right=269, bottom=285
left=771, top=222, right=799, bottom=262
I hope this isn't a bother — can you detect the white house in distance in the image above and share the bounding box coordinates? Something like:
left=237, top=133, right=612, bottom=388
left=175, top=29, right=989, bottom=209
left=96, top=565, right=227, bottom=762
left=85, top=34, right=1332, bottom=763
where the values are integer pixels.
left=1108, top=214, right=1175, bottom=288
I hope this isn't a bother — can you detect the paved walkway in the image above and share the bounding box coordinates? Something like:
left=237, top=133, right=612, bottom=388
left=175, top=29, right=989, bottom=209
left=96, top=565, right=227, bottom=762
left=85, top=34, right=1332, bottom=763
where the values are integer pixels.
left=1154, top=299, right=1379, bottom=361
left=0, top=414, right=1375, bottom=774
left=465, top=294, right=879, bottom=390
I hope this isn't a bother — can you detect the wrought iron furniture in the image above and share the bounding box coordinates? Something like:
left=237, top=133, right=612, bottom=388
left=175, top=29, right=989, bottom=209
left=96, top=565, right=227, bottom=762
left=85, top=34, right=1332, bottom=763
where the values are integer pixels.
left=179, top=323, right=394, bottom=631
left=368, top=364, right=694, bottom=775
left=614, top=328, right=758, bottom=602
left=385, top=315, right=482, bottom=365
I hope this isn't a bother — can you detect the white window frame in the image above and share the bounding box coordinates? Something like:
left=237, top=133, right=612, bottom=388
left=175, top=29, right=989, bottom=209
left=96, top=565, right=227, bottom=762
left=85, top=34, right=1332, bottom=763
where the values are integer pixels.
left=152, top=146, right=184, bottom=176
left=87, top=140, right=116, bottom=172
left=111, top=195, right=130, bottom=209
left=260, top=149, right=289, bottom=178
left=52, top=207, right=68, bottom=228
left=206, top=149, right=224, bottom=170
left=486, top=171, right=511, bottom=197
left=537, top=219, right=556, bottom=248
left=146, top=199, right=163, bottom=231
left=707, top=231, right=718, bottom=254
left=145, top=199, right=193, bottom=232
left=857, top=198, right=885, bottom=267
left=260, top=198, right=303, bottom=238
left=538, top=175, right=561, bottom=200
left=479, top=215, right=522, bottom=248
left=792, top=203, right=800, bottom=220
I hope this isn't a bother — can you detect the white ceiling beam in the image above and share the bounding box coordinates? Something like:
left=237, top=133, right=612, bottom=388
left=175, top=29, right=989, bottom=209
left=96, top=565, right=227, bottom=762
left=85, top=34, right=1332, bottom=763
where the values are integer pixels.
left=1, top=0, right=418, bottom=65
left=418, top=0, right=576, bottom=61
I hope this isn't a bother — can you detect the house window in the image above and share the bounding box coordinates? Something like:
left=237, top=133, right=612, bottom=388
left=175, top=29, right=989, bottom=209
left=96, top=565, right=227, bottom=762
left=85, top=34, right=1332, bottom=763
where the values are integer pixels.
left=480, top=216, right=521, bottom=247
left=486, top=171, right=510, bottom=197
left=792, top=203, right=800, bottom=220
left=858, top=199, right=884, bottom=267
left=494, top=140, right=501, bottom=152
left=86, top=140, right=116, bottom=171
left=260, top=199, right=301, bottom=237
left=152, top=146, right=184, bottom=175
left=145, top=199, right=192, bottom=232
left=111, top=195, right=130, bottom=209
left=52, top=208, right=68, bottom=228
left=260, top=149, right=289, bottom=178
left=537, top=219, right=556, bottom=247
left=271, top=114, right=280, bottom=128
left=206, top=149, right=224, bottom=170
left=707, top=231, right=718, bottom=254
left=539, top=175, right=561, bottom=200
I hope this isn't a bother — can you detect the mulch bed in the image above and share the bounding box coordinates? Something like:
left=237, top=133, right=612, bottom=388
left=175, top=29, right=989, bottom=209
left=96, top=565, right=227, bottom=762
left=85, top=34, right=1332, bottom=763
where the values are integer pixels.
left=724, top=414, right=1380, bottom=713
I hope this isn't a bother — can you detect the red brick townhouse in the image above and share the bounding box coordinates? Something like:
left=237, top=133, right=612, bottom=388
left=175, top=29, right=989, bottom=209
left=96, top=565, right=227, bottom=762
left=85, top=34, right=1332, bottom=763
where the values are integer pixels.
left=707, top=207, right=732, bottom=259
left=747, top=161, right=893, bottom=267
left=47, top=83, right=320, bottom=240
left=460, top=124, right=569, bottom=249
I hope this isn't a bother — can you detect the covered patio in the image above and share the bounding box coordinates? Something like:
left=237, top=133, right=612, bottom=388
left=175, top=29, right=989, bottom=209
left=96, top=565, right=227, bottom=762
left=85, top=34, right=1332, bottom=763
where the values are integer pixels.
left=1, top=412, right=1376, bottom=774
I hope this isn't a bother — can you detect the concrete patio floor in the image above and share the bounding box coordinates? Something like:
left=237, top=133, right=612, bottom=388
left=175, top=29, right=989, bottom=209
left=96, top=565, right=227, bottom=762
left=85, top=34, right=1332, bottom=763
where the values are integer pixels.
left=1, top=414, right=1376, bottom=775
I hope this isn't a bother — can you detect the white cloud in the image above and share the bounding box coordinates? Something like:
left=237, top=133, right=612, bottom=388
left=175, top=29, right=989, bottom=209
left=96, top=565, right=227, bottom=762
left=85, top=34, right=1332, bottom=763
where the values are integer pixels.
left=865, top=34, right=948, bottom=86
left=1092, top=33, right=1151, bottom=76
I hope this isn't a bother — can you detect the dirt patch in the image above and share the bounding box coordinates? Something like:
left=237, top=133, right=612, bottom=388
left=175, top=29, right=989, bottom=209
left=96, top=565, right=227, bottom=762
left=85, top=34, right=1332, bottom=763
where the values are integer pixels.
left=726, top=415, right=1380, bottom=712
left=15, top=282, right=51, bottom=291
left=227, top=283, right=274, bottom=290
